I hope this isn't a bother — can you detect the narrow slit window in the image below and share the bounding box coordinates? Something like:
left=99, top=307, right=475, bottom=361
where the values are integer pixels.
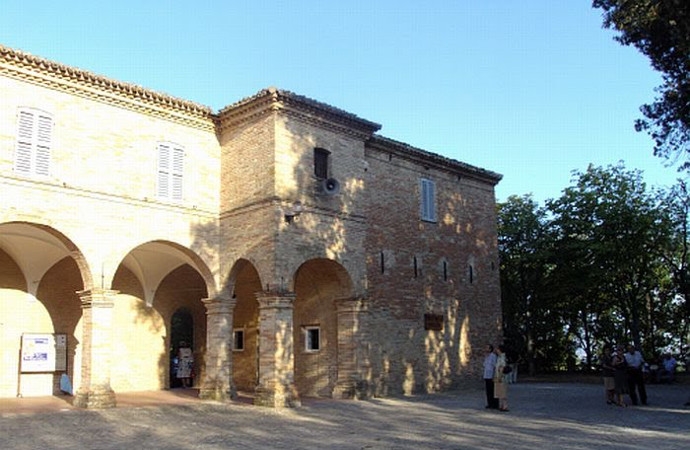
left=420, top=178, right=437, bottom=222
left=443, top=261, right=448, bottom=281
left=380, top=251, right=385, bottom=274
left=314, top=148, right=330, bottom=179
left=469, top=265, right=474, bottom=284
left=233, top=330, right=245, bottom=351
left=413, top=256, right=418, bottom=278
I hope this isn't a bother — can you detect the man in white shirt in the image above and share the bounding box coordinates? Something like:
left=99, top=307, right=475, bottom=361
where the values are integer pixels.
left=483, top=344, right=499, bottom=409
left=625, top=344, right=648, bottom=405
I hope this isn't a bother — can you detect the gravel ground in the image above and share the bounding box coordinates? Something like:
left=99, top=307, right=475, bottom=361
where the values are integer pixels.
left=1, top=382, right=688, bottom=449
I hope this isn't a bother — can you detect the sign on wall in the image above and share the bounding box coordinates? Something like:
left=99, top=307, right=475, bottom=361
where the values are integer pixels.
left=20, top=333, right=67, bottom=373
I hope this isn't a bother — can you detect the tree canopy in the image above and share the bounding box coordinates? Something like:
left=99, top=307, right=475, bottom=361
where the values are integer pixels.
left=593, top=0, right=690, bottom=170
left=498, top=163, right=688, bottom=372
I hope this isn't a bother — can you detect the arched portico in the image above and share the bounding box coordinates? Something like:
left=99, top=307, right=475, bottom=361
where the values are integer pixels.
left=110, top=241, right=215, bottom=401
left=293, top=258, right=362, bottom=399
left=0, top=222, right=90, bottom=400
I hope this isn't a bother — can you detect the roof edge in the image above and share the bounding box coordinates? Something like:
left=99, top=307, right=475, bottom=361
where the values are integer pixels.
left=368, top=135, right=503, bottom=185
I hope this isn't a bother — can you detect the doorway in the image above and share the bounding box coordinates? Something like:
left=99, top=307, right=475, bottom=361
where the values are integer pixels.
left=170, top=308, right=194, bottom=388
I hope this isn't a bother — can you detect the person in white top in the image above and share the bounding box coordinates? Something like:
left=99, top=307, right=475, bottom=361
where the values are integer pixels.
left=624, top=344, right=647, bottom=405
left=483, top=344, right=498, bottom=409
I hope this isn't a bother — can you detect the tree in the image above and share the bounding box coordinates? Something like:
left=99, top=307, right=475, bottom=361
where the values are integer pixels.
left=660, top=181, right=690, bottom=353
left=498, top=195, right=565, bottom=374
left=549, top=164, right=668, bottom=353
left=593, top=1, right=690, bottom=170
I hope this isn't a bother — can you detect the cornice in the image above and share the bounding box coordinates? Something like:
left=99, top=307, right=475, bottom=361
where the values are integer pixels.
left=217, top=87, right=381, bottom=139
left=368, top=135, right=503, bottom=185
left=0, top=45, right=216, bottom=132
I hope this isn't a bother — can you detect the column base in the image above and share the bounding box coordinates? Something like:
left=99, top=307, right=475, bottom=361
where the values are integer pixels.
left=199, top=383, right=236, bottom=402
left=333, top=377, right=371, bottom=400
left=73, top=386, right=117, bottom=409
left=254, top=385, right=301, bottom=408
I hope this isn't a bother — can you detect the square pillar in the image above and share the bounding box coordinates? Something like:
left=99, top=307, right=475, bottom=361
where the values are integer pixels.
left=333, top=297, right=370, bottom=399
left=254, top=293, right=300, bottom=408
left=199, top=296, right=236, bottom=401
left=74, top=289, right=117, bottom=409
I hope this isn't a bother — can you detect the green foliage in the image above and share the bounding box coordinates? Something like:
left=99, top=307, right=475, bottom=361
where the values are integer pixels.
left=593, top=0, right=690, bottom=170
left=499, top=163, right=687, bottom=372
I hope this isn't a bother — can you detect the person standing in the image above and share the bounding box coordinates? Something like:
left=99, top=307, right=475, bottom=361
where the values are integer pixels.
left=176, top=341, right=194, bottom=388
left=601, top=345, right=615, bottom=405
left=625, top=344, right=648, bottom=405
left=483, top=344, right=499, bottom=409
left=494, top=345, right=509, bottom=412
left=612, top=345, right=629, bottom=407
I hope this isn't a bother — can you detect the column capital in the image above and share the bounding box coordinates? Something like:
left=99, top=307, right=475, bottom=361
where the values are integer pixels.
left=202, top=296, right=236, bottom=315
left=77, top=288, right=119, bottom=308
left=335, top=296, right=367, bottom=312
left=256, top=292, right=296, bottom=310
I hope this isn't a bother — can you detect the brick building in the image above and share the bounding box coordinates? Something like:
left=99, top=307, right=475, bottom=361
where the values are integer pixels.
left=0, top=44, right=502, bottom=408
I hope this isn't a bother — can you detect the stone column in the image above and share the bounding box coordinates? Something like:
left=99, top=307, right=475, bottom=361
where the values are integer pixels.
left=73, top=289, right=117, bottom=409
left=333, top=297, right=369, bottom=399
left=254, top=292, right=300, bottom=407
left=199, top=296, right=236, bottom=401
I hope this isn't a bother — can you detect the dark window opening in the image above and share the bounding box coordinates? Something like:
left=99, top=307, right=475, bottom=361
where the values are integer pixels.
left=424, top=313, right=444, bottom=331
left=233, top=330, right=244, bottom=351
left=314, top=148, right=330, bottom=179
left=306, top=327, right=320, bottom=351
left=413, top=256, right=418, bottom=278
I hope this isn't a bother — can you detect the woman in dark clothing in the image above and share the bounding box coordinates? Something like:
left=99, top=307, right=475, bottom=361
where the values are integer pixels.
left=612, top=345, right=629, bottom=407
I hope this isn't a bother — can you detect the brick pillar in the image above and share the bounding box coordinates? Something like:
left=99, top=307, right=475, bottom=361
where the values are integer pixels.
left=199, top=296, right=236, bottom=401
left=333, top=297, right=370, bottom=399
left=73, top=289, right=117, bottom=409
left=254, top=292, right=301, bottom=408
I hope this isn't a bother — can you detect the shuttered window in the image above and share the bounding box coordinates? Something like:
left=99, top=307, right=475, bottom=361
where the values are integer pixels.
left=157, top=142, right=184, bottom=201
left=14, top=108, right=52, bottom=176
left=420, top=178, right=437, bottom=222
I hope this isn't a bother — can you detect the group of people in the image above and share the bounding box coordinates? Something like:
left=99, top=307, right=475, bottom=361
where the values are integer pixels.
left=483, top=344, right=510, bottom=412
left=601, top=344, right=648, bottom=407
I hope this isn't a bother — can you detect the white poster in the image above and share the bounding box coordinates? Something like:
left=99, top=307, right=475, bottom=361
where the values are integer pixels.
left=20, top=333, right=67, bottom=373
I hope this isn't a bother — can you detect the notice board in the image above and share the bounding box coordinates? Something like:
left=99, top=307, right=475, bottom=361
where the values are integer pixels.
left=20, top=333, right=67, bottom=373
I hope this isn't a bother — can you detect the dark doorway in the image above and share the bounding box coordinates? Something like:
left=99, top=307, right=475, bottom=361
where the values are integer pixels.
left=170, top=308, right=193, bottom=388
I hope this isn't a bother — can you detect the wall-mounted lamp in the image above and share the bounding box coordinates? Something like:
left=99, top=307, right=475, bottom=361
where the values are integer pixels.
left=284, top=201, right=304, bottom=224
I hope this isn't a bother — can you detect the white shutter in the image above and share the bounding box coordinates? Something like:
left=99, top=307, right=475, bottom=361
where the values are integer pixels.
left=157, top=142, right=183, bottom=201
left=35, top=114, right=52, bottom=176
left=15, top=110, right=36, bottom=174
left=157, top=143, right=170, bottom=198
left=171, top=146, right=183, bottom=201
left=14, top=109, right=52, bottom=176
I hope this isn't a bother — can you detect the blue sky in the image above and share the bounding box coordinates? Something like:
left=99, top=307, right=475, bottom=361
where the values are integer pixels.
left=0, top=1, right=680, bottom=203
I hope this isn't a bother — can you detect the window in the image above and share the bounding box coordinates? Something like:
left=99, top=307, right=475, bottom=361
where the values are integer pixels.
left=305, top=326, right=320, bottom=352
left=157, top=142, right=184, bottom=201
left=420, top=178, right=437, bottom=222
left=14, top=108, right=53, bottom=176
left=424, top=313, right=444, bottom=331
left=233, top=330, right=245, bottom=351
left=314, top=148, right=330, bottom=179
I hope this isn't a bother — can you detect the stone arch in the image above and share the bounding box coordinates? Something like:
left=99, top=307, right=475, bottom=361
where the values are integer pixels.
left=109, top=241, right=213, bottom=392
left=293, top=258, right=354, bottom=398
left=116, top=240, right=217, bottom=306
left=226, top=258, right=262, bottom=392
left=0, top=221, right=90, bottom=398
